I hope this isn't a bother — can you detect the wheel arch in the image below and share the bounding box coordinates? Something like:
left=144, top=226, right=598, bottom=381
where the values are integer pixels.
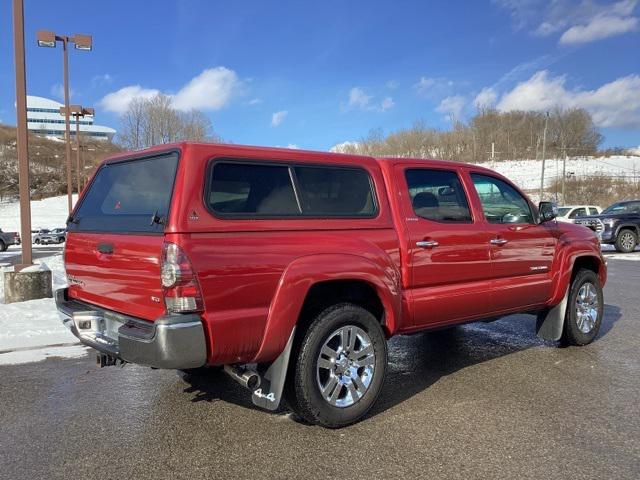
left=615, top=223, right=639, bottom=237
left=250, top=253, right=402, bottom=364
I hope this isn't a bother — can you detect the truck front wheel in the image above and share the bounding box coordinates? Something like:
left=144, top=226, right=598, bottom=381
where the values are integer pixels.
left=615, top=229, right=637, bottom=253
left=561, top=269, right=603, bottom=346
left=285, top=303, right=387, bottom=428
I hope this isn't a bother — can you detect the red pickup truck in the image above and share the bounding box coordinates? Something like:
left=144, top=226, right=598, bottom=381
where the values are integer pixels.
left=56, top=143, right=606, bottom=427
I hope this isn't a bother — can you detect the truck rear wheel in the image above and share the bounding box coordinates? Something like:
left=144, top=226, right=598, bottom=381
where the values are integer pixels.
left=285, top=303, right=387, bottom=428
left=0, top=240, right=6, bottom=252
left=615, top=229, right=637, bottom=253
left=561, top=269, right=603, bottom=346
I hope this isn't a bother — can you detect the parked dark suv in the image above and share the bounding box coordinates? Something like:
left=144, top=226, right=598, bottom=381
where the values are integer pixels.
left=575, top=200, right=640, bottom=253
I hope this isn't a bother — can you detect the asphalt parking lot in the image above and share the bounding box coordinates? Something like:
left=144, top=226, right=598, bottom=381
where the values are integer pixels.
left=0, top=257, right=638, bottom=480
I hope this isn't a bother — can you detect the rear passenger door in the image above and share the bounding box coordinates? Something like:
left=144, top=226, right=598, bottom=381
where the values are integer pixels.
left=469, top=173, right=556, bottom=311
left=396, top=166, right=494, bottom=328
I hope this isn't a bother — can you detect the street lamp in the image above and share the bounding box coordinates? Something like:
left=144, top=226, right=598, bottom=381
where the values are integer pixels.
left=12, top=0, right=32, bottom=267
left=36, top=30, right=92, bottom=214
left=60, top=105, right=94, bottom=194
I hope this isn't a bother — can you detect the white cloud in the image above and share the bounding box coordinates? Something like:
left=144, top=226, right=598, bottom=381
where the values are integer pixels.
left=436, top=95, right=466, bottom=120
left=496, top=70, right=640, bottom=128
left=474, top=87, right=498, bottom=108
left=172, top=67, right=240, bottom=111
left=99, top=67, right=241, bottom=115
left=100, top=85, right=160, bottom=114
left=380, top=97, right=395, bottom=111
left=247, top=98, right=262, bottom=105
left=385, top=80, right=399, bottom=90
left=495, top=0, right=639, bottom=45
left=413, top=76, right=458, bottom=101
left=91, top=74, right=113, bottom=87
left=413, top=77, right=437, bottom=97
left=347, top=87, right=372, bottom=110
left=286, top=144, right=299, bottom=149
left=344, top=87, right=394, bottom=112
left=330, top=141, right=360, bottom=153
left=560, top=13, right=638, bottom=44
left=50, top=83, right=74, bottom=101
left=271, top=110, right=288, bottom=127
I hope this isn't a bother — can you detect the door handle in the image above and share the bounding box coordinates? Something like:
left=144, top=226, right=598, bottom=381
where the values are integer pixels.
left=416, top=240, right=439, bottom=248
left=96, top=242, right=114, bottom=254
left=490, top=238, right=508, bottom=246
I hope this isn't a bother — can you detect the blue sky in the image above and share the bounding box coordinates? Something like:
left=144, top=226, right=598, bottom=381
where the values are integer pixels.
left=1, top=0, right=639, bottom=150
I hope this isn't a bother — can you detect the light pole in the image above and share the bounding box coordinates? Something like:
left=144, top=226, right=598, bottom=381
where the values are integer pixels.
left=36, top=30, right=92, bottom=214
left=12, top=0, right=32, bottom=267
left=60, top=105, right=94, bottom=194
left=539, top=112, right=549, bottom=201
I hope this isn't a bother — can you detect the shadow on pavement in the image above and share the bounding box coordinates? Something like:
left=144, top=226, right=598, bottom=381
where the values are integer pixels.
left=179, top=306, right=622, bottom=425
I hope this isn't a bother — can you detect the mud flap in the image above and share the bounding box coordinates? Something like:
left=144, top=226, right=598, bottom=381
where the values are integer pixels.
left=251, top=327, right=296, bottom=411
left=536, top=287, right=569, bottom=341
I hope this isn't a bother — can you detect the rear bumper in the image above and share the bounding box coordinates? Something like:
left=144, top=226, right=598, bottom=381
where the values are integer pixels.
left=55, top=288, right=207, bottom=369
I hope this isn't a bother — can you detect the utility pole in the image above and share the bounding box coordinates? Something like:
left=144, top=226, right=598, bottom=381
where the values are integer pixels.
left=539, top=112, right=549, bottom=201
left=561, top=147, right=567, bottom=202
left=12, top=0, right=32, bottom=267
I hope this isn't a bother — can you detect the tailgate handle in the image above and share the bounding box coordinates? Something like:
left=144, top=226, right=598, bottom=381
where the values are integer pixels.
left=97, top=243, right=114, bottom=254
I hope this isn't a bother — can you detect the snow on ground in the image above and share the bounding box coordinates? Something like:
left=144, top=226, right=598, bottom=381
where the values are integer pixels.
left=0, top=253, right=88, bottom=365
left=0, top=194, right=77, bottom=232
left=0, top=345, right=88, bottom=366
left=0, top=168, right=639, bottom=365
left=480, top=155, right=640, bottom=194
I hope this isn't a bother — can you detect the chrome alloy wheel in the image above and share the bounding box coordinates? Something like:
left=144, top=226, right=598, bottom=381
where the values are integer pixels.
left=316, top=325, right=375, bottom=408
left=576, top=282, right=599, bottom=334
left=620, top=231, right=635, bottom=251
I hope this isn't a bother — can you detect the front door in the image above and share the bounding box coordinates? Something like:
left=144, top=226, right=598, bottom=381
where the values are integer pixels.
left=396, top=166, right=494, bottom=328
left=469, top=173, right=557, bottom=312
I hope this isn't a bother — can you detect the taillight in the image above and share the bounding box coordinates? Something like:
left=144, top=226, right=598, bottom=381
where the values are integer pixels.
left=161, top=242, right=204, bottom=314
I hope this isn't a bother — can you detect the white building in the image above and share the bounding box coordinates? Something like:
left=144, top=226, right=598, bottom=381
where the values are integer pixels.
left=26, top=95, right=116, bottom=141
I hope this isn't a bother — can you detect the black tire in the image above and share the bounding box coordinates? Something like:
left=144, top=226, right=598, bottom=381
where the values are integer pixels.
left=560, top=269, right=603, bottom=346
left=614, top=229, right=637, bottom=253
left=34, top=239, right=40, bottom=245
left=0, top=240, right=6, bottom=252
left=285, top=303, right=387, bottom=428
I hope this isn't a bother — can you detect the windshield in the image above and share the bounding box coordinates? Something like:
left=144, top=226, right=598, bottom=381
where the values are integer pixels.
left=602, top=201, right=640, bottom=215
left=557, top=207, right=571, bottom=216
left=68, top=152, right=179, bottom=234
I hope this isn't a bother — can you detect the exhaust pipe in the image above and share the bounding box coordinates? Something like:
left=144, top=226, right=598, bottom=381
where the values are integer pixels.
left=224, top=365, right=261, bottom=390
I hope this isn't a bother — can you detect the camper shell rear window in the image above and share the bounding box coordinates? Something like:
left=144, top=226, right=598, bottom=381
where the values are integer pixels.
left=68, top=151, right=179, bottom=234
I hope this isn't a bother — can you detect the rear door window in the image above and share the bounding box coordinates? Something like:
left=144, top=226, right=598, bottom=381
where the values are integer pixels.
left=589, top=208, right=599, bottom=215
left=404, top=169, right=472, bottom=222
left=69, top=152, right=179, bottom=233
left=207, top=161, right=376, bottom=218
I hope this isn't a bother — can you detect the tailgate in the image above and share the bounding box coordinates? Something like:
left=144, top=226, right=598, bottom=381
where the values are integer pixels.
left=64, top=151, right=179, bottom=321
left=65, top=233, right=165, bottom=320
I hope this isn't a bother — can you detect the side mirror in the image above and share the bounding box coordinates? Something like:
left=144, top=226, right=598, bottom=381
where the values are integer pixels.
left=538, top=201, right=558, bottom=222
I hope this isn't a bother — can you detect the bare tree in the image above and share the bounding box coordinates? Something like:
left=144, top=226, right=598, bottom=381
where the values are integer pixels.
left=345, top=107, right=602, bottom=164
left=117, top=93, right=218, bottom=150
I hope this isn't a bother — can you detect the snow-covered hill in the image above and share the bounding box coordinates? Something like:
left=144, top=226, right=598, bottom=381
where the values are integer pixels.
left=0, top=194, right=77, bottom=232
left=481, top=155, right=640, bottom=193
left=1, top=154, right=639, bottom=232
